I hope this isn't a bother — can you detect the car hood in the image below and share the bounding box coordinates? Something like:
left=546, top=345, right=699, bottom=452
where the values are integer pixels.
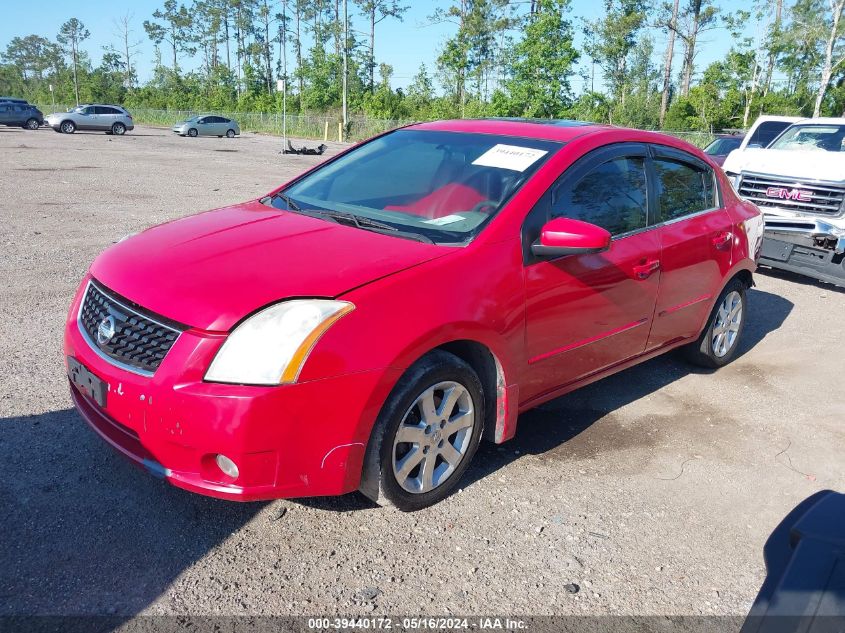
left=723, top=148, right=845, bottom=181
left=90, top=201, right=452, bottom=331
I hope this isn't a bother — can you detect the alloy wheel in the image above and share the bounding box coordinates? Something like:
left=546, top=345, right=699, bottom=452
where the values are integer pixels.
left=712, top=290, right=743, bottom=358
left=391, top=381, right=475, bottom=494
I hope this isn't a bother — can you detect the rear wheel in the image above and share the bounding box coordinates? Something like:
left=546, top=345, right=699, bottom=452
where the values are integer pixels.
left=60, top=120, right=75, bottom=134
left=363, top=350, right=484, bottom=511
left=683, top=278, right=747, bottom=368
left=111, top=122, right=126, bottom=135
left=24, top=118, right=39, bottom=130
left=226, top=129, right=236, bottom=138
left=188, top=128, right=198, bottom=137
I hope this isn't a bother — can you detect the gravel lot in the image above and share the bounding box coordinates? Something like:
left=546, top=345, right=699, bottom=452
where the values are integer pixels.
left=1, top=125, right=843, bottom=620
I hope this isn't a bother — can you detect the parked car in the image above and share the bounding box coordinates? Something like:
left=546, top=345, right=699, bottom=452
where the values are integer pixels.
left=64, top=119, right=763, bottom=511
left=45, top=104, right=134, bottom=135
left=724, top=117, right=845, bottom=286
left=0, top=96, right=30, bottom=104
left=0, top=102, right=43, bottom=130
left=703, top=134, right=745, bottom=166
left=172, top=115, right=240, bottom=138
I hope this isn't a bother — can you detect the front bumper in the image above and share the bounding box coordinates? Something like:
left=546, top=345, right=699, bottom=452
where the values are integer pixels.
left=64, top=278, right=398, bottom=501
left=759, top=215, right=845, bottom=286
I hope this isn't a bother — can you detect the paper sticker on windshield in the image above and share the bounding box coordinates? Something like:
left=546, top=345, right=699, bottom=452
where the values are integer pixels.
left=424, top=214, right=465, bottom=226
left=472, top=144, right=548, bottom=172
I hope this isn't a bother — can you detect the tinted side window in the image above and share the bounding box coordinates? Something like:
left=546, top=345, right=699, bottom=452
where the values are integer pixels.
left=748, top=121, right=792, bottom=147
left=552, top=157, right=648, bottom=236
left=653, top=159, right=715, bottom=221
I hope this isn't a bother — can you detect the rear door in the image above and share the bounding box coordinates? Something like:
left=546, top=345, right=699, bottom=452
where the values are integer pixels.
left=99, top=106, right=120, bottom=129
left=0, top=104, right=11, bottom=125
left=521, top=143, right=662, bottom=403
left=645, top=145, right=733, bottom=349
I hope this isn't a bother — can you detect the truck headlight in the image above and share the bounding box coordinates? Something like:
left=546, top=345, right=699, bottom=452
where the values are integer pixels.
left=205, top=300, right=354, bottom=385
left=725, top=172, right=741, bottom=190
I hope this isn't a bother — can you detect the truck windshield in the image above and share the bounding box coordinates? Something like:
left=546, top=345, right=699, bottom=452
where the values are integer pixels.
left=266, top=129, right=561, bottom=244
left=769, top=124, right=845, bottom=152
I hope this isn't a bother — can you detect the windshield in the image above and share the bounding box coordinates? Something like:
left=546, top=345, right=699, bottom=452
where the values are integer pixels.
left=704, top=137, right=742, bottom=155
left=265, top=129, right=561, bottom=244
left=768, top=124, right=845, bottom=152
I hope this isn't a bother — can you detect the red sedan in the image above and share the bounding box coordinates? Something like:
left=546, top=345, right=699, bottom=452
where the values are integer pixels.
left=64, top=119, right=763, bottom=511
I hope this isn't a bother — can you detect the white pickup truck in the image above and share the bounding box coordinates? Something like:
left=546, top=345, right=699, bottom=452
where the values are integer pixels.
left=723, top=117, right=845, bottom=286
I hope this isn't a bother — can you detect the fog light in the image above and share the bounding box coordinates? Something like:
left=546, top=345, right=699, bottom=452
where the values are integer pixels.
left=215, top=454, right=239, bottom=479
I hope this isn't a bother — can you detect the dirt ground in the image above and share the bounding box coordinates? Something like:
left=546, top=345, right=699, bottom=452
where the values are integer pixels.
left=1, top=124, right=843, bottom=619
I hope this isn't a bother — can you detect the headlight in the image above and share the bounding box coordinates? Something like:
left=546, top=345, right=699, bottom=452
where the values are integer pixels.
left=204, top=300, right=354, bottom=385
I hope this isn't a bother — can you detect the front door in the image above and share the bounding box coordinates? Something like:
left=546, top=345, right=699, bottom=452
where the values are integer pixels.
left=521, top=144, right=662, bottom=404
left=78, top=106, right=97, bottom=130
left=645, top=146, right=735, bottom=348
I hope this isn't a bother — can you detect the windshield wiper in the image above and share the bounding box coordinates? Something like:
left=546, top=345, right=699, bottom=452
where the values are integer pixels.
left=319, top=211, right=434, bottom=243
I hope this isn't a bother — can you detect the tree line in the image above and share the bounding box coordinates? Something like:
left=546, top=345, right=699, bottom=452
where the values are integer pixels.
left=2, top=0, right=845, bottom=132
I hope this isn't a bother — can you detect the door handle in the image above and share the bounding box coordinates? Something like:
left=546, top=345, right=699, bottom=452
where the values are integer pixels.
left=712, top=231, right=733, bottom=250
left=632, top=259, right=660, bottom=280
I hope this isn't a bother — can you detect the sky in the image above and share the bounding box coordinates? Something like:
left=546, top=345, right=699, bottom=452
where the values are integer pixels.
left=0, top=0, right=759, bottom=94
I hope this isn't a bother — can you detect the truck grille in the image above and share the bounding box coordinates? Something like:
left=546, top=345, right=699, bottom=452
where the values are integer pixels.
left=78, top=281, right=184, bottom=375
left=738, top=173, right=845, bottom=217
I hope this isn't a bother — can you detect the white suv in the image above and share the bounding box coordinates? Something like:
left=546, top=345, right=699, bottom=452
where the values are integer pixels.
left=723, top=117, right=845, bottom=286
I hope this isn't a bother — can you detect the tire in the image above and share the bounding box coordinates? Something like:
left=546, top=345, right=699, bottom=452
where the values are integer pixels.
left=226, top=129, right=235, bottom=138
left=24, top=118, right=39, bottom=130
left=188, top=128, right=198, bottom=137
left=60, top=120, right=76, bottom=134
left=363, top=350, right=484, bottom=511
left=111, top=122, right=126, bottom=135
left=683, top=278, right=747, bottom=369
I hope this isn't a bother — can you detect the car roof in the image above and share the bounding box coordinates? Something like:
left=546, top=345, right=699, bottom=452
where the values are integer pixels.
left=408, top=118, right=612, bottom=142
left=405, top=118, right=714, bottom=156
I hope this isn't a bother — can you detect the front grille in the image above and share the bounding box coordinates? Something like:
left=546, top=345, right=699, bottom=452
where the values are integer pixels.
left=78, top=281, right=184, bottom=375
left=738, top=173, right=845, bottom=217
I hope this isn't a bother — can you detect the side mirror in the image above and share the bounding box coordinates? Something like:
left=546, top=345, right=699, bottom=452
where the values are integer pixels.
left=531, top=217, right=612, bottom=258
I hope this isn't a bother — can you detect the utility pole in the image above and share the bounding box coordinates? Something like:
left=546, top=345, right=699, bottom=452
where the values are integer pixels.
left=342, top=0, right=348, bottom=141
left=281, top=1, right=288, bottom=151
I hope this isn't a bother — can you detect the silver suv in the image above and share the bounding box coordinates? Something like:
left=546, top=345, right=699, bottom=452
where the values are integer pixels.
left=46, top=104, right=134, bottom=135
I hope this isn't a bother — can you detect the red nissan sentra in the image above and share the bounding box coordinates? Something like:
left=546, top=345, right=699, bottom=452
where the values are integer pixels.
left=64, top=119, right=763, bottom=511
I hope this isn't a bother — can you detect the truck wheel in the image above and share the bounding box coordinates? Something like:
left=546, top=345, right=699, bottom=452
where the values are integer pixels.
left=24, top=118, right=40, bottom=130
left=60, top=120, right=76, bottom=134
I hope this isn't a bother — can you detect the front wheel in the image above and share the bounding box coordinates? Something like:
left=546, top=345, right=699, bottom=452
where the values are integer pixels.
left=111, top=122, right=126, bottom=135
left=187, top=128, right=198, bottom=137
left=24, top=118, right=40, bottom=130
left=60, top=120, right=76, bottom=134
left=226, top=129, right=236, bottom=138
left=683, top=278, right=747, bottom=368
left=364, top=350, right=484, bottom=511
